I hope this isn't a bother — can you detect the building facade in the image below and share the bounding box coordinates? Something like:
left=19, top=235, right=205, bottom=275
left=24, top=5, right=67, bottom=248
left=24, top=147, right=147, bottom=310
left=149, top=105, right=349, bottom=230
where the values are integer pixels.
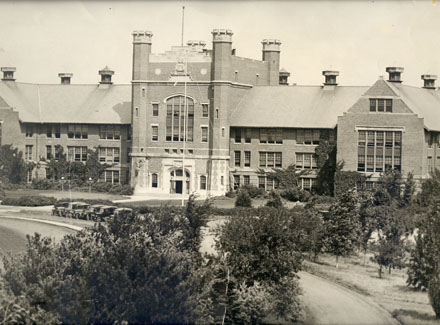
left=0, top=29, right=439, bottom=195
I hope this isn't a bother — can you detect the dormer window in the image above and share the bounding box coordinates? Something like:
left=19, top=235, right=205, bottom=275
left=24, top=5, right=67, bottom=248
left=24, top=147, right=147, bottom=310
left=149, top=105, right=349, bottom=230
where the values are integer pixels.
left=370, top=99, right=392, bottom=113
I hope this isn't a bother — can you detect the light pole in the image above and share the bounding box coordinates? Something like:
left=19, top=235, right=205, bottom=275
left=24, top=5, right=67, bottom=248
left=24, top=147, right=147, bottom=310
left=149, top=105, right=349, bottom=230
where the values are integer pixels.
left=61, top=176, right=65, bottom=192
left=88, top=177, right=93, bottom=193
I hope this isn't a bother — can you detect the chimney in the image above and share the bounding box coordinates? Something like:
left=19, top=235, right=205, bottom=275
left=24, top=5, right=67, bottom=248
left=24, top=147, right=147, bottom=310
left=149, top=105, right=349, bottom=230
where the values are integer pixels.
left=279, top=68, right=290, bottom=85
left=58, top=73, right=73, bottom=85
left=262, top=39, right=281, bottom=86
left=99, top=66, right=114, bottom=84
left=386, top=67, right=404, bottom=83
left=1, top=67, right=16, bottom=81
left=322, top=70, right=339, bottom=85
left=421, top=74, right=437, bottom=89
left=186, top=40, right=206, bottom=53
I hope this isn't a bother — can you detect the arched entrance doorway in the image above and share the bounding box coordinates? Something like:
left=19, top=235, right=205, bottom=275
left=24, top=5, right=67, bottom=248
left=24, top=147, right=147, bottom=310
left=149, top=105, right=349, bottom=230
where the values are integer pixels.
left=170, top=169, right=190, bottom=194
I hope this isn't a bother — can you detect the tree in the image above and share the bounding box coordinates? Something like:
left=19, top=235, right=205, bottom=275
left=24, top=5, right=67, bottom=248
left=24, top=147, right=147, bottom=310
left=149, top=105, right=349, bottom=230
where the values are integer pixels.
left=323, top=189, right=361, bottom=268
left=0, top=144, right=28, bottom=184
left=333, top=167, right=368, bottom=197
left=212, top=208, right=305, bottom=323
left=85, top=147, right=112, bottom=182
left=314, top=138, right=337, bottom=196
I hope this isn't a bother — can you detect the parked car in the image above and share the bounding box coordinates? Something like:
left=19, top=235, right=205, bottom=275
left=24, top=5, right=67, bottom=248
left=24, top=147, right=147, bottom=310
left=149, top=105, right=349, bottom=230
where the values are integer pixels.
left=52, top=201, right=69, bottom=216
left=64, top=202, right=90, bottom=219
left=85, top=204, right=105, bottom=221
left=94, top=205, right=117, bottom=221
left=113, top=207, right=133, bottom=217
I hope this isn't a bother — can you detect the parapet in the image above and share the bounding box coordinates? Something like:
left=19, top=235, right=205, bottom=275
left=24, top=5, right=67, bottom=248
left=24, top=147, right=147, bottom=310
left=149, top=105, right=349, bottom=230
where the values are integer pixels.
left=262, top=39, right=281, bottom=52
left=212, top=29, right=233, bottom=43
left=132, top=31, right=153, bottom=44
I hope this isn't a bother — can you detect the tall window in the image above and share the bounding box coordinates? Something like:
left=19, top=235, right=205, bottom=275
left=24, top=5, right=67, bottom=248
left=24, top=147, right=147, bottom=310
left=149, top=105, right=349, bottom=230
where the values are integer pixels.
left=233, top=175, right=240, bottom=190
left=152, top=173, right=158, bottom=188
left=152, top=103, right=159, bottom=116
left=370, top=99, right=392, bottom=112
left=46, top=125, right=52, bottom=138
left=201, top=127, right=208, bottom=143
left=200, top=175, right=207, bottom=190
left=260, top=129, right=283, bottom=144
left=259, top=152, right=282, bottom=168
left=243, top=175, right=250, bottom=185
left=25, top=125, right=33, bottom=137
left=245, top=128, right=252, bottom=143
left=234, top=151, right=241, bottom=167
left=152, top=125, right=159, bottom=141
left=46, top=145, right=52, bottom=160
left=357, top=130, right=402, bottom=172
left=68, top=124, right=88, bottom=139
left=235, top=129, right=241, bottom=143
left=68, top=146, right=88, bottom=162
left=295, top=153, right=317, bottom=169
left=166, top=96, right=194, bottom=142
left=100, top=125, right=121, bottom=140
left=99, top=147, right=120, bottom=163
left=25, top=145, right=33, bottom=161
left=202, top=103, right=209, bottom=118
left=244, top=151, right=251, bottom=167
left=55, top=125, right=61, bottom=138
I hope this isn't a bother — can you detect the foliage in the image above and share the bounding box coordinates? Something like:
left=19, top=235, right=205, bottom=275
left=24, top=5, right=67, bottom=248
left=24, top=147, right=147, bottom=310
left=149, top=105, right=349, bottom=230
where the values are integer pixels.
left=0, top=144, right=29, bottom=184
left=407, top=232, right=435, bottom=291
left=1, top=195, right=57, bottom=206
left=417, top=169, right=440, bottom=207
left=314, top=138, right=337, bottom=196
left=235, top=189, right=252, bottom=207
left=92, top=182, right=134, bottom=195
left=1, top=200, right=212, bottom=324
left=265, top=190, right=283, bottom=208
left=428, top=274, right=440, bottom=319
left=402, top=172, right=415, bottom=207
left=322, top=189, right=361, bottom=267
left=240, top=184, right=265, bottom=198
left=213, top=207, right=304, bottom=322
left=333, top=168, right=368, bottom=197
left=31, top=178, right=57, bottom=190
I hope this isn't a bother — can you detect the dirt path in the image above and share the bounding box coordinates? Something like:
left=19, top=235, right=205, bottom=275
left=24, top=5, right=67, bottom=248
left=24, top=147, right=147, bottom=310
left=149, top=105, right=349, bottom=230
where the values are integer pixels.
left=299, top=271, right=398, bottom=325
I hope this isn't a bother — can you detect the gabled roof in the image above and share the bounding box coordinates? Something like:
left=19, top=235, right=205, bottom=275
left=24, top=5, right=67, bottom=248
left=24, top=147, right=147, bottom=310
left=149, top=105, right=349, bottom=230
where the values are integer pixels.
left=387, top=82, right=440, bottom=131
left=0, top=81, right=131, bottom=124
left=230, top=85, right=369, bottom=128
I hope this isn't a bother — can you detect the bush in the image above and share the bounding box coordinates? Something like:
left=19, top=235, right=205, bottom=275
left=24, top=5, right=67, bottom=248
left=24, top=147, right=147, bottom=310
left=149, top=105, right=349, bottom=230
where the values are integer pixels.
left=241, top=184, right=265, bottom=198
left=266, top=191, right=283, bottom=208
left=280, top=187, right=312, bottom=202
left=225, top=189, right=236, bottom=198
left=235, top=190, right=252, bottom=207
left=31, top=178, right=57, bottom=190
left=428, top=274, right=440, bottom=319
left=1, top=196, right=57, bottom=206
left=92, top=182, right=134, bottom=195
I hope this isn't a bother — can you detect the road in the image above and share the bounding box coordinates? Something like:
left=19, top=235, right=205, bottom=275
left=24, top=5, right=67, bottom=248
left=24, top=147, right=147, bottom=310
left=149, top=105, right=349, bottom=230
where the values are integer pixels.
left=299, top=271, right=398, bottom=325
left=0, top=217, right=75, bottom=257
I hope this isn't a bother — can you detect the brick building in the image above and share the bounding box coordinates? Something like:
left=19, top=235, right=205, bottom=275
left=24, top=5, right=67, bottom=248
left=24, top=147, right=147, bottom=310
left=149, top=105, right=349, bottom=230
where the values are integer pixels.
left=0, top=29, right=439, bottom=195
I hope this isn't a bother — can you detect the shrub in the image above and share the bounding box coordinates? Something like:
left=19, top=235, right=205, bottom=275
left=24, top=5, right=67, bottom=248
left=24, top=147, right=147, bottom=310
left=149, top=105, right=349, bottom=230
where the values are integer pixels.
left=235, top=190, right=252, bottom=207
left=225, top=189, right=236, bottom=198
left=1, top=196, right=57, bottom=206
left=31, top=178, right=56, bottom=190
left=429, top=274, right=440, bottom=319
left=266, top=191, right=283, bottom=208
left=280, top=187, right=311, bottom=202
left=241, top=184, right=265, bottom=198
left=92, top=182, right=134, bottom=195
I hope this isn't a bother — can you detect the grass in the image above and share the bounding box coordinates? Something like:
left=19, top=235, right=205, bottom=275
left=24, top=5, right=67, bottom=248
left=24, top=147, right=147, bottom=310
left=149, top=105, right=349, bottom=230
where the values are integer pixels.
left=5, top=189, right=128, bottom=201
left=305, top=254, right=438, bottom=325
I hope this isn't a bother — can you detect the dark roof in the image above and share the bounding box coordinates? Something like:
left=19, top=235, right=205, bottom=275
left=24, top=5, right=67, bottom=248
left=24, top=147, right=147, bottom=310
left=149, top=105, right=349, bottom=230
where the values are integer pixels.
left=230, top=85, right=369, bottom=128
left=0, top=81, right=131, bottom=124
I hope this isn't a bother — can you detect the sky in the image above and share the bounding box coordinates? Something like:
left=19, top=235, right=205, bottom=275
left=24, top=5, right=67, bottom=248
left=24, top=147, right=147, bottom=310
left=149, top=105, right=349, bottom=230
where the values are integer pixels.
left=0, top=0, right=440, bottom=86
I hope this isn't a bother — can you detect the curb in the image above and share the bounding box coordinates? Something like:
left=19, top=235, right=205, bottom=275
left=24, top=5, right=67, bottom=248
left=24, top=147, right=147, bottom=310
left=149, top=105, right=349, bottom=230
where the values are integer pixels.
left=0, top=215, right=83, bottom=231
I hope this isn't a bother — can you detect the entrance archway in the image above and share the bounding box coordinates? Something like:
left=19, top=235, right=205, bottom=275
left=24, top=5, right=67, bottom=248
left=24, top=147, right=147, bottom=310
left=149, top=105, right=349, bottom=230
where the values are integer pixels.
left=170, top=169, right=190, bottom=194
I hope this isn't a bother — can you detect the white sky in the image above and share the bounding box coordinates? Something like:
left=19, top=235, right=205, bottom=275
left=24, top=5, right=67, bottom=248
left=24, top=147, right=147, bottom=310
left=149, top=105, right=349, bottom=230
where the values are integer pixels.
left=0, top=0, right=439, bottom=86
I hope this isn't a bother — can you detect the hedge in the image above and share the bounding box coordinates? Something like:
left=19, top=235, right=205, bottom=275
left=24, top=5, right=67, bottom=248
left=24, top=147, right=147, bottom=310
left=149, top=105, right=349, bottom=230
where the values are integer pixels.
left=1, top=196, right=57, bottom=207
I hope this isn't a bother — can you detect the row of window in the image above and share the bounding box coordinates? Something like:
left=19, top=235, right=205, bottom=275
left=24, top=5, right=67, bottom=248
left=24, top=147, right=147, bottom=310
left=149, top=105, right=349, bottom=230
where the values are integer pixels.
left=99, top=170, right=120, bottom=184
left=357, top=130, right=402, bottom=172
left=235, top=151, right=283, bottom=168
left=25, top=124, right=124, bottom=140
left=370, top=99, right=393, bottom=113
left=151, top=102, right=209, bottom=118
left=152, top=124, right=209, bottom=143
left=35, top=145, right=122, bottom=164
left=233, top=128, right=335, bottom=145
left=232, top=175, right=316, bottom=191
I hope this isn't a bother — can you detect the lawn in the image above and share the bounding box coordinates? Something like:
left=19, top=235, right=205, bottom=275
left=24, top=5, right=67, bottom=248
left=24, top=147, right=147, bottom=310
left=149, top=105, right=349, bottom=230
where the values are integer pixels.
left=305, top=254, right=438, bottom=325
left=5, top=189, right=128, bottom=201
